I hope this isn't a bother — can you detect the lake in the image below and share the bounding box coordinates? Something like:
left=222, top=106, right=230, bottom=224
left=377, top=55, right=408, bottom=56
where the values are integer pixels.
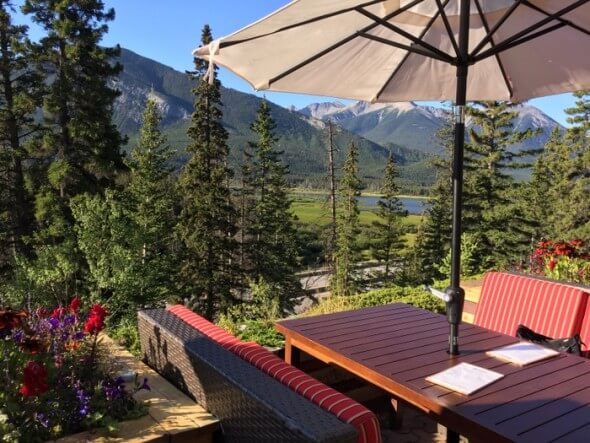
left=293, top=193, right=430, bottom=215
left=358, top=196, right=430, bottom=215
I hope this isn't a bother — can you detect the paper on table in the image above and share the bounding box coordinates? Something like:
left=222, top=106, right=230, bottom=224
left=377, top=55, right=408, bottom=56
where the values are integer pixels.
left=425, top=362, right=504, bottom=396
left=486, top=342, right=559, bottom=366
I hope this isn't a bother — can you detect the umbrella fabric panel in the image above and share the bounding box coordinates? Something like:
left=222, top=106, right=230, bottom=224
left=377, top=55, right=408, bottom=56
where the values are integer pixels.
left=197, top=0, right=590, bottom=103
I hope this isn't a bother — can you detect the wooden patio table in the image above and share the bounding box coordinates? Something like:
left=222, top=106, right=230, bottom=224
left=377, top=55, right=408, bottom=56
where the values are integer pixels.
left=276, top=303, right=590, bottom=443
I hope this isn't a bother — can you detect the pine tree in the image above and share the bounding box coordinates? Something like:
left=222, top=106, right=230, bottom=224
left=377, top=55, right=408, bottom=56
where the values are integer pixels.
left=20, top=0, right=125, bottom=302
left=177, top=25, right=237, bottom=320
left=408, top=117, right=453, bottom=283
left=561, top=91, right=590, bottom=239
left=127, top=99, right=177, bottom=306
left=241, top=100, right=301, bottom=310
left=463, top=101, right=539, bottom=267
left=0, top=1, right=42, bottom=277
left=332, top=141, right=362, bottom=297
left=371, top=153, right=406, bottom=281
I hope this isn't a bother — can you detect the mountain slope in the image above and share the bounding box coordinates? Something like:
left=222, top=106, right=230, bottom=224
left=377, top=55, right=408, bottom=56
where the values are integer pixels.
left=114, top=48, right=433, bottom=189
left=300, top=100, right=562, bottom=155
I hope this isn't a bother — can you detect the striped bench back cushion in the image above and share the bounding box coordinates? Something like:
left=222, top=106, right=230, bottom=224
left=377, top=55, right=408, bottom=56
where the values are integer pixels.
left=579, top=302, right=590, bottom=356
left=166, top=305, right=381, bottom=443
left=474, top=272, right=589, bottom=342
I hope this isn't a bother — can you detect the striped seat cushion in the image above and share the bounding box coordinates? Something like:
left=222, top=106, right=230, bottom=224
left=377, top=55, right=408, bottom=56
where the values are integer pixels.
left=166, top=305, right=381, bottom=443
left=474, top=272, right=589, bottom=341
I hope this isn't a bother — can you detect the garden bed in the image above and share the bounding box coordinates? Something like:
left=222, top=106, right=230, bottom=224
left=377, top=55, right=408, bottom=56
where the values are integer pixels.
left=54, top=335, right=219, bottom=443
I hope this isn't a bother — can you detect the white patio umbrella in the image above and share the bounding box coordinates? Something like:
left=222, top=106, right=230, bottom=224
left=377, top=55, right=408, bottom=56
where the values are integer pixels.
left=195, top=0, right=590, bottom=356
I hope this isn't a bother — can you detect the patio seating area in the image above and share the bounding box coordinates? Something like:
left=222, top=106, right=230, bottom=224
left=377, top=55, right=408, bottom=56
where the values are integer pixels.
left=137, top=272, right=590, bottom=443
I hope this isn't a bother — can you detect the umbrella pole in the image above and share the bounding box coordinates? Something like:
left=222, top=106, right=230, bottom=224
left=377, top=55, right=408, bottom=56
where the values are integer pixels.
left=446, top=0, right=470, bottom=357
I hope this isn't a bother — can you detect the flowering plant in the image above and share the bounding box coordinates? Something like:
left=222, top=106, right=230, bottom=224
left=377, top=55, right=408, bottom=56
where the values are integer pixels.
left=530, top=239, right=590, bottom=284
left=0, top=299, right=149, bottom=442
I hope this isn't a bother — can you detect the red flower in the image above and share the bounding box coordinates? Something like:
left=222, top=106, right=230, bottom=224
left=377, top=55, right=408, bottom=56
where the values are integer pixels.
left=69, top=297, right=81, bottom=314
left=548, top=258, right=557, bottom=271
left=570, top=239, right=584, bottom=249
left=554, top=243, right=573, bottom=257
left=0, top=309, right=28, bottom=333
left=83, top=304, right=108, bottom=334
left=51, top=307, right=66, bottom=319
left=20, top=361, right=49, bottom=397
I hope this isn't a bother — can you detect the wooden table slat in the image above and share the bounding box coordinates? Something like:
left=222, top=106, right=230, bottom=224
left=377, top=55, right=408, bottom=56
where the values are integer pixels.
left=516, top=399, right=590, bottom=442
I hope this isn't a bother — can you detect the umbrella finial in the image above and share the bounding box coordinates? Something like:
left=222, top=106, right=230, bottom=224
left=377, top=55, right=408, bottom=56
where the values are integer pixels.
left=205, top=39, right=221, bottom=85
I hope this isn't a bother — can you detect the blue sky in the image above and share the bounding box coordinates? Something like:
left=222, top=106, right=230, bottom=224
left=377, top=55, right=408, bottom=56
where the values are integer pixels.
left=14, top=0, right=578, bottom=126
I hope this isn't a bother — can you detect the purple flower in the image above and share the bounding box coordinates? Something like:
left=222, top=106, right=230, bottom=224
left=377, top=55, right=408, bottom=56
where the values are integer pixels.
left=36, top=412, right=49, bottom=428
left=12, top=329, right=24, bottom=343
left=74, top=383, right=91, bottom=418
left=63, top=315, right=76, bottom=327
left=48, top=318, right=60, bottom=331
left=73, top=331, right=85, bottom=341
left=102, top=377, right=126, bottom=401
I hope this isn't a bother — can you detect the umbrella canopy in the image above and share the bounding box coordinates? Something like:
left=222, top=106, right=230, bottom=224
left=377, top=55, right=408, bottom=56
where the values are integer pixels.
left=196, top=0, right=590, bottom=103
left=194, top=0, right=590, bottom=356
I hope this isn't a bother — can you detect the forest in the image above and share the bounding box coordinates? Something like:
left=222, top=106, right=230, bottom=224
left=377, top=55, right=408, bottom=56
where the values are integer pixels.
left=0, top=1, right=589, bottom=345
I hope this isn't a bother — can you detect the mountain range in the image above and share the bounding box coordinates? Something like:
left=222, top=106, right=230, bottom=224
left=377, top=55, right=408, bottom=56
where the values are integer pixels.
left=113, top=48, right=562, bottom=190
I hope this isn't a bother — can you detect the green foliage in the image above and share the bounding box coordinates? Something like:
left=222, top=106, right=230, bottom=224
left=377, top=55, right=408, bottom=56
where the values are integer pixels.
left=239, top=100, right=301, bottom=310
left=463, top=101, right=539, bottom=267
left=108, top=318, right=142, bottom=357
left=437, top=233, right=487, bottom=278
left=406, top=116, right=453, bottom=284
left=370, top=153, right=407, bottom=281
left=217, top=277, right=284, bottom=348
left=177, top=25, right=237, bottom=320
left=332, top=141, right=363, bottom=297
left=304, top=285, right=445, bottom=317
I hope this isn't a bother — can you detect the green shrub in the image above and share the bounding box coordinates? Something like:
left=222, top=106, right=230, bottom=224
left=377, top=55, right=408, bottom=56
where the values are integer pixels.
left=304, top=285, right=445, bottom=317
left=108, top=318, right=142, bottom=357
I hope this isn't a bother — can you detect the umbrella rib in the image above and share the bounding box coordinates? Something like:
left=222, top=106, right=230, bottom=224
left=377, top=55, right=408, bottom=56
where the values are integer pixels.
left=473, top=0, right=513, bottom=99
left=354, top=7, right=454, bottom=62
left=472, top=0, right=589, bottom=59
left=220, top=0, right=391, bottom=50
left=473, top=22, right=567, bottom=62
left=358, top=32, right=453, bottom=63
left=435, top=0, right=460, bottom=57
left=372, top=1, right=449, bottom=102
left=521, top=0, right=590, bottom=37
left=470, top=0, right=524, bottom=58
left=266, top=0, right=426, bottom=88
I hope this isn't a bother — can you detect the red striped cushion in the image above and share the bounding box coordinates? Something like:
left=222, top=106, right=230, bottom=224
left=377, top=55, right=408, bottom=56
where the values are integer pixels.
left=166, top=305, right=381, bottom=443
left=579, top=302, right=590, bottom=355
left=474, top=273, right=589, bottom=339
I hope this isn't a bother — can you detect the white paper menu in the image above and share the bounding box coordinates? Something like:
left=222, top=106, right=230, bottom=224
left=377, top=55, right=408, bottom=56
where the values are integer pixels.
left=486, top=342, right=559, bottom=366
left=425, top=362, right=504, bottom=396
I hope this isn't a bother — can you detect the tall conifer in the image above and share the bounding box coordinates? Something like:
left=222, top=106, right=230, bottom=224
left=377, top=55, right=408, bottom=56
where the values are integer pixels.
left=463, top=101, right=539, bottom=267
left=332, top=141, right=362, bottom=297
left=241, top=100, right=300, bottom=309
left=371, top=153, right=406, bottom=281
left=178, top=25, right=237, bottom=319
left=0, top=1, right=42, bottom=276
left=127, top=99, right=177, bottom=305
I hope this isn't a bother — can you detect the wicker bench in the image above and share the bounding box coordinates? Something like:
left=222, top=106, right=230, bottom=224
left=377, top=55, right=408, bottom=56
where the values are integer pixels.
left=473, top=272, right=590, bottom=356
left=138, top=307, right=382, bottom=443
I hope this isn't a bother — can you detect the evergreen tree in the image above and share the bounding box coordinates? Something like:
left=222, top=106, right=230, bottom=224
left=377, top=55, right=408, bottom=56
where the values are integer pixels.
left=332, top=141, right=362, bottom=297
left=241, top=100, right=301, bottom=310
left=408, top=117, right=453, bottom=283
left=463, top=101, right=539, bottom=267
left=370, top=153, right=406, bottom=281
left=127, top=99, right=177, bottom=306
left=0, top=1, right=42, bottom=278
left=561, top=91, right=590, bottom=239
left=19, top=0, right=125, bottom=302
left=177, top=25, right=237, bottom=320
